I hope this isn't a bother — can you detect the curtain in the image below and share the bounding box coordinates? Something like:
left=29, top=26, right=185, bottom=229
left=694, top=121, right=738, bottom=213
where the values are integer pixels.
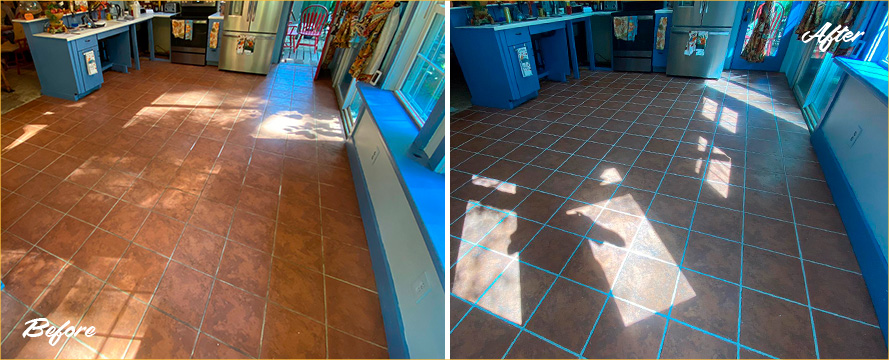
left=741, top=1, right=774, bottom=63
left=349, top=1, right=398, bottom=82
left=829, top=1, right=863, bottom=55
left=795, top=1, right=825, bottom=40
left=320, top=1, right=365, bottom=67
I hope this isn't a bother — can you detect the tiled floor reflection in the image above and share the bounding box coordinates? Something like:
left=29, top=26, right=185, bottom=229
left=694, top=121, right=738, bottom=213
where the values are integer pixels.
left=0, top=61, right=388, bottom=359
left=449, top=70, right=887, bottom=359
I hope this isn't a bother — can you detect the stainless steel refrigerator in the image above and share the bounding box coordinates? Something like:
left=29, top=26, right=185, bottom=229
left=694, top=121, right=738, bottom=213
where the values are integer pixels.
left=666, top=1, right=738, bottom=79
left=219, top=1, right=286, bottom=75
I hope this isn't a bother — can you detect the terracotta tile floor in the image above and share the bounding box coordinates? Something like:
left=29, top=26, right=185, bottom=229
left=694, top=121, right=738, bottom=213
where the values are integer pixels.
left=449, top=70, right=887, bottom=359
left=0, top=61, right=388, bottom=359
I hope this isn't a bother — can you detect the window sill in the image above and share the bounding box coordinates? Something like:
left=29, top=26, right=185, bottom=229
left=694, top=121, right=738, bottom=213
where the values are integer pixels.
left=834, top=57, right=889, bottom=106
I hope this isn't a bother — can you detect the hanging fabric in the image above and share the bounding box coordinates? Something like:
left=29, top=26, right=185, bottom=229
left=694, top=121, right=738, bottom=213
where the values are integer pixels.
left=741, top=1, right=773, bottom=63
left=655, top=16, right=668, bottom=50
left=795, top=1, right=825, bottom=40
left=829, top=1, right=863, bottom=55
left=349, top=1, right=398, bottom=82
left=320, top=1, right=364, bottom=67
left=360, top=4, right=401, bottom=81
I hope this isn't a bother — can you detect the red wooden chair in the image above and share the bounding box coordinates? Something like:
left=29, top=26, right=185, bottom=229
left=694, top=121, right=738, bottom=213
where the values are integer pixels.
left=292, top=4, right=329, bottom=54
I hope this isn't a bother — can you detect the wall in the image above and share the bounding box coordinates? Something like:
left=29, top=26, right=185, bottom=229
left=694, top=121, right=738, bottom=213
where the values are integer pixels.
left=812, top=66, right=888, bottom=340
left=348, top=87, right=446, bottom=358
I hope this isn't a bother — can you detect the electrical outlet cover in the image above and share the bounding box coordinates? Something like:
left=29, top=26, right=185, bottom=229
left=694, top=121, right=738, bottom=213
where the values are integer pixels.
left=411, top=271, right=433, bottom=303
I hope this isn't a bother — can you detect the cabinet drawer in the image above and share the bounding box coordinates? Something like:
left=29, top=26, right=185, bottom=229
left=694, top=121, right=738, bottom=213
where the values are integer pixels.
left=503, top=27, right=530, bottom=46
left=73, top=35, right=98, bottom=51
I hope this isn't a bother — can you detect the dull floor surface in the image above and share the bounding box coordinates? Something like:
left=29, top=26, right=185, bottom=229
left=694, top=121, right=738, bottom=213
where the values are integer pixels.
left=1, top=61, right=388, bottom=359
left=449, top=70, right=887, bottom=359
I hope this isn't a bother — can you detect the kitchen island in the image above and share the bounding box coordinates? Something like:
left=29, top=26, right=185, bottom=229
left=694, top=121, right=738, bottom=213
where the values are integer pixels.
left=450, top=11, right=608, bottom=109
left=12, top=12, right=175, bottom=101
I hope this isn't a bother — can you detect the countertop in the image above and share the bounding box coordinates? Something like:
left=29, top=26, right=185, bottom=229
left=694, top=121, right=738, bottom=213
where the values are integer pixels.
left=834, top=57, right=888, bottom=106
left=209, top=12, right=223, bottom=20
left=30, top=13, right=169, bottom=41
left=454, top=11, right=609, bottom=31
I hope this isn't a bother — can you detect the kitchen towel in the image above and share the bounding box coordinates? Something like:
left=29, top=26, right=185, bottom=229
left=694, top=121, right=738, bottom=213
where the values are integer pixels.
left=184, top=20, right=194, bottom=41
left=84, top=50, right=97, bottom=75
left=613, top=16, right=627, bottom=40
left=613, top=16, right=638, bottom=41
left=172, top=19, right=184, bottom=39
left=626, top=16, right=637, bottom=41
left=208, top=22, right=219, bottom=49
left=655, top=16, right=668, bottom=50
left=684, top=31, right=708, bottom=56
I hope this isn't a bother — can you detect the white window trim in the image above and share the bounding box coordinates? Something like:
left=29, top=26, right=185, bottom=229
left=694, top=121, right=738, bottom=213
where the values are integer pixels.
left=382, top=2, right=445, bottom=127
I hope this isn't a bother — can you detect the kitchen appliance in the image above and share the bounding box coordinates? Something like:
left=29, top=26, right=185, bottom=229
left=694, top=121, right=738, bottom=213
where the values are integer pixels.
left=666, top=1, right=738, bottom=79
left=611, top=1, right=663, bottom=72
left=164, top=2, right=181, bottom=13
left=170, top=2, right=217, bottom=66
left=219, top=0, right=285, bottom=75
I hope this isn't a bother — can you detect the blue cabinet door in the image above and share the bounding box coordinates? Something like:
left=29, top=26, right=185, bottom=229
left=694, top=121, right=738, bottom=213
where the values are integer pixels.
left=75, top=47, right=104, bottom=94
left=507, top=42, right=540, bottom=99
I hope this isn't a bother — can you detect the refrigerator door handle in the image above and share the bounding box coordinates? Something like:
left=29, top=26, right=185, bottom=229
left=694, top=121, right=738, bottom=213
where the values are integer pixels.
left=705, top=2, right=709, bottom=13
left=249, top=1, right=258, bottom=23
left=699, top=1, right=704, bottom=14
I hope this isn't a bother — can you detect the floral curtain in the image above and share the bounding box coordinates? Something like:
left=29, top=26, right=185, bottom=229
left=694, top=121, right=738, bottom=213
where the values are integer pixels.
left=741, top=1, right=773, bottom=63
left=320, top=1, right=365, bottom=67
left=349, top=1, right=398, bottom=82
left=829, top=1, right=863, bottom=55
left=795, top=1, right=825, bottom=40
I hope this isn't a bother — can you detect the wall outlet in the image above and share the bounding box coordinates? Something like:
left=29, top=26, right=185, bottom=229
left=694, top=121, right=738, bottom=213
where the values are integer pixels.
left=411, top=271, right=433, bottom=303
left=371, top=147, right=380, bottom=164
left=849, top=125, right=863, bottom=147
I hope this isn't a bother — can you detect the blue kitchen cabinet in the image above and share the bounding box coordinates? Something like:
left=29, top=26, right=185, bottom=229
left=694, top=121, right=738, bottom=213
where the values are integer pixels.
left=451, top=12, right=593, bottom=110
left=452, top=27, right=540, bottom=109
left=74, top=44, right=104, bottom=93
left=652, top=10, right=672, bottom=72
left=206, top=17, right=223, bottom=65
left=506, top=42, right=540, bottom=98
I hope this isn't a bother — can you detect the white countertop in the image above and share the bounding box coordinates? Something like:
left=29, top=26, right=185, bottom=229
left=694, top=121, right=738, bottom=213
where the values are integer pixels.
left=455, top=12, right=610, bottom=31
left=209, top=12, right=223, bottom=20
left=31, top=13, right=167, bottom=41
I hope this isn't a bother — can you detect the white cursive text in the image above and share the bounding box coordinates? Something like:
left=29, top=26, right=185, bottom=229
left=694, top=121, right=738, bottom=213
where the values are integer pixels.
left=802, top=22, right=865, bottom=52
left=22, top=318, right=96, bottom=346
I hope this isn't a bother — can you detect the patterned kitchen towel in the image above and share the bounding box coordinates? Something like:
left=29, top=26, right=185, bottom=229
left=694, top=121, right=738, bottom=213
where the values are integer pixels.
left=185, top=20, right=194, bottom=41
left=172, top=19, right=184, bottom=39
left=613, top=16, right=627, bottom=41
left=626, top=16, right=638, bottom=41
left=656, top=16, right=668, bottom=50
left=684, top=31, right=696, bottom=55
left=694, top=31, right=707, bottom=56
left=209, top=22, right=219, bottom=49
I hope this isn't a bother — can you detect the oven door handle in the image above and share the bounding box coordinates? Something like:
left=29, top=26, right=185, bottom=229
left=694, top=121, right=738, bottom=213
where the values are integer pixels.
left=222, top=33, right=276, bottom=39
left=636, top=15, right=653, bottom=20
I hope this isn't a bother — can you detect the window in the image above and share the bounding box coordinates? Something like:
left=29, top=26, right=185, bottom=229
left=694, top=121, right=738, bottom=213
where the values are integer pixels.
left=865, top=13, right=888, bottom=68
left=394, top=4, right=445, bottom=126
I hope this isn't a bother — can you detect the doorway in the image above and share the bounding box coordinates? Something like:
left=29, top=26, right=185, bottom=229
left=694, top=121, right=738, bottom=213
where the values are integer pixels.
left=729, top=1, right=800, bottom=72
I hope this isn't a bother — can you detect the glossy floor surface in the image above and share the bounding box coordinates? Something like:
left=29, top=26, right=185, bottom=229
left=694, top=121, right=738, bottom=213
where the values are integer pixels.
left=1, top=61, right=388, bottom=359
left=449, top=70, right=887, bottom=359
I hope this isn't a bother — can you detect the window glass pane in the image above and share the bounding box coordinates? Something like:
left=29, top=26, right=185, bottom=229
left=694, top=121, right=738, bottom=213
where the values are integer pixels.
left=400, top=11, right=445, bottom=124
left=418, top=13, right=445, bottom=69
left=403, top=59, right=444, bottom=121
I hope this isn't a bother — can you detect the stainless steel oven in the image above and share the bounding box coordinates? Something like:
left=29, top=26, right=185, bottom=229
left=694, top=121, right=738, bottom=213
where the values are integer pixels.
left=170, top=2, right=217, bottom=66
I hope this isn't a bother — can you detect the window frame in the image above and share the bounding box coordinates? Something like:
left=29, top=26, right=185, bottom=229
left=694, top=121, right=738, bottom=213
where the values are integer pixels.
left=387, top=2, right=445, bottom=127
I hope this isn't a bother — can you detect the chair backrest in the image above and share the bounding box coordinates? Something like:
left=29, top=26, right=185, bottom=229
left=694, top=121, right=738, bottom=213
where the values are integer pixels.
left=299, top=4, right=329, bottom=34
